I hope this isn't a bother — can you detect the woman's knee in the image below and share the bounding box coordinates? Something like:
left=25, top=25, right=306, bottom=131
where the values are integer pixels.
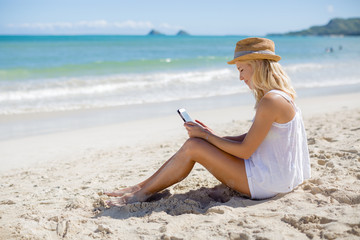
left=182, top=137, right=208, bottom=158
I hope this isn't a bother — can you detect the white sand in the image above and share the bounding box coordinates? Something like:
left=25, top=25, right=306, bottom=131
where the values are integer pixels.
left=0, top=92, right=359, bottom=239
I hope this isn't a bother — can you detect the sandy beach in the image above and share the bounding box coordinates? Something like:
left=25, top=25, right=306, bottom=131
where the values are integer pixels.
left=0, top=92, right=359, bottom=240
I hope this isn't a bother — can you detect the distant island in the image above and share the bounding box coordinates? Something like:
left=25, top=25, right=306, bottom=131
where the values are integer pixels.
left=147, top=29, right=191, bottom=36
left=147, top=29, right=165, bottom=36
left=268, top=17, right=360, bottom=36
left=176, top=30, right=190, bottom=36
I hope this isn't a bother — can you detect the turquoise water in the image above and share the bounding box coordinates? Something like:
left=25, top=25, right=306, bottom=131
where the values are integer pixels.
left=1, top=35, right=360, bottom=115
left=0, top=35, right=235, bottom=79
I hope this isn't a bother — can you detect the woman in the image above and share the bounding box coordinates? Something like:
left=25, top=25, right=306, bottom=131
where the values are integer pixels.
left=105, top=37, right=311, bottom=205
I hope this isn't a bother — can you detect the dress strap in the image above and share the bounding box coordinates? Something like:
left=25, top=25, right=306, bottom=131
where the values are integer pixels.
left=266, top=90, right=296, bottom=109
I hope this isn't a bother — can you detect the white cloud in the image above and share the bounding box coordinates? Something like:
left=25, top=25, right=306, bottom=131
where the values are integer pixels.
left=5, top=20, right=185, bottom=34
left=7, top=22, right=73, bottom=30
left=113, top=20, right=153, bottom=29
left=77, top=20, right=109, bottom=28
left=6, top=20, right=154, bottom=30
left=327, top=5, right=334, bottom=13
left=159, top=22, right=183, bottom=30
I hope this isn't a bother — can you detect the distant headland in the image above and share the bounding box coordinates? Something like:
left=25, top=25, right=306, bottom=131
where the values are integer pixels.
left=147, top=29, right=190, bottom=36
left=268, top=17, right=360, bottom=36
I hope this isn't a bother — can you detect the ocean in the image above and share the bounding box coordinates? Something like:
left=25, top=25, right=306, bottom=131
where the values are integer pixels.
left=1, top=35, right=360, bottom=115
left=1, top=35, right=360, bottom=140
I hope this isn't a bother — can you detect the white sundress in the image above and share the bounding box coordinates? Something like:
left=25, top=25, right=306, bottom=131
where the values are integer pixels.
left=244, top=90, right=311, bottom=199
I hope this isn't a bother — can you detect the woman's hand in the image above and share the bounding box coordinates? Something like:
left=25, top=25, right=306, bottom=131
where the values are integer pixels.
left=184, top=120, right=213, bottom=139
left=195, top=120, right=214, bottom=134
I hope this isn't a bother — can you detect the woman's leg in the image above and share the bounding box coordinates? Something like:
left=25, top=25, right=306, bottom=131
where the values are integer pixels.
left=107, top=146, right=195, bottom=205
left=108, top=138, right=250, bottom=206
left=104, top=156, right=177, bottom=197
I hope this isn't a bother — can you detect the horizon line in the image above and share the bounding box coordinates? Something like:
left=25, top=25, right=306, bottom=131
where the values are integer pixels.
left=0, top=33, right=261, bottom=37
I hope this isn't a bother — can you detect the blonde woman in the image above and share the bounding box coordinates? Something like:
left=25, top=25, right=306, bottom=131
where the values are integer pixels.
left=105, top=37, right=311, bottom=205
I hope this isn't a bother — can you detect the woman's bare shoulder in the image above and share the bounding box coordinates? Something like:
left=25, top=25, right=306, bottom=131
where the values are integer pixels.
left=258, top=92, right=283, bottom=110
left=259, top=92, right=295, bottom=123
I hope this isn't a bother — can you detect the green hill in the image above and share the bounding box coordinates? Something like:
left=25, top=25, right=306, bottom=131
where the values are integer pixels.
left=270, top=18, right=360, bottom=36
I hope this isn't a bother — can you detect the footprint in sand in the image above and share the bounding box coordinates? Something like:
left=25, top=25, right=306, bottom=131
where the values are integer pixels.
left=322, top=137, right=337, bottom=142
left=281, top=214, right=336, bottom=239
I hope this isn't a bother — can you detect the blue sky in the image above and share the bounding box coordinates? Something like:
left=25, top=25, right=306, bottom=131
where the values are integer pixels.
left=0, top=0, right=359, bottom=35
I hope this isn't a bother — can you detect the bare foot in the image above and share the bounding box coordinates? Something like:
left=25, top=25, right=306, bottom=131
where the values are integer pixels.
left=106, top=193, right=141, bottom=207
left=104, top=185, right=140, bottom=197
left=106, top=198, right=126, bottom=207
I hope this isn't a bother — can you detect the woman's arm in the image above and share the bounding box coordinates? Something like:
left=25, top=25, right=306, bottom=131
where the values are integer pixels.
left=196, top=120, right=247, bottom=142
left=185, top=96, right=278, bottom=159
left=223, top=134, right=247, bottom=142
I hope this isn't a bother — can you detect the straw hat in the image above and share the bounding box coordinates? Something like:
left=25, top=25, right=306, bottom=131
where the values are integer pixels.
left=227, top=37, right=281, bottom=64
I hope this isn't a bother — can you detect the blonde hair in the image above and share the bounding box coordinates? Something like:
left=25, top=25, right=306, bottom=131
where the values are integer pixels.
left=244, top=59, right=296, bottom=107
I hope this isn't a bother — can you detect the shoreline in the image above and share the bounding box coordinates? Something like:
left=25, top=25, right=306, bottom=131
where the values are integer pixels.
left=1, top=83, right=360, bottom=142
left=0, top=90, right=359, bottom=173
